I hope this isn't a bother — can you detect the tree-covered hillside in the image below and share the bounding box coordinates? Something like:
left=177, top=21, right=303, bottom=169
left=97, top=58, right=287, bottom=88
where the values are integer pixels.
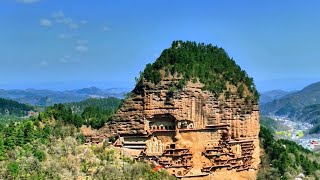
left=0, top=104, right=175, bottom=180
left=261, top=82, right=320, bottom=134
left=0, top=98, right=34, bottom=117
left=293, top=104, right=320, bottom=134
left=62, top=98, right=122, bottom=129
left=259, top=126, right=320, bottom=179
left=135, top=40, right=259, bottom=102
left=64, top=97, right=122, bottom=114
left=41, top=102, right=116, bottom=129
left=259, top=116, right=289, bottom=132
left=261, top=81, right=320, bottom=117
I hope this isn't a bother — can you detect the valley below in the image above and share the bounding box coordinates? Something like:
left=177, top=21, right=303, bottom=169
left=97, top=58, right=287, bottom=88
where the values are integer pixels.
left=268, top=116, right=319, bottom=151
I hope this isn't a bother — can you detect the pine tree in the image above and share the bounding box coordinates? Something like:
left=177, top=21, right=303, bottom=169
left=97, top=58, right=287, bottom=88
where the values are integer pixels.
left=24, top=121, right=34, bottom=143
left=16, top=128, right=25, bottom=146
left=42, top=124, right=51, bottom=139
left=0, top=133, right=5, bottom=160
left=5, top=129, right=17, bottom=149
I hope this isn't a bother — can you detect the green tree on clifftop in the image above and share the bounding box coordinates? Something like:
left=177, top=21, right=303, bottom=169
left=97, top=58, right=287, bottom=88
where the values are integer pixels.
left=137, top=40, right=259, bottom=101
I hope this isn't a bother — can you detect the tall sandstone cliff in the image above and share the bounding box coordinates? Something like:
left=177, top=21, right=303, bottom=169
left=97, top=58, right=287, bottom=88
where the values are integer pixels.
left=100, top=41, right=260, bottom=179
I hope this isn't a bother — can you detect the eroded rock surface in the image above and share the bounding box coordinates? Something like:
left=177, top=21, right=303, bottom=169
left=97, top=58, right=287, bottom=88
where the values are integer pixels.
left=96, top=77, right=260, bottom=179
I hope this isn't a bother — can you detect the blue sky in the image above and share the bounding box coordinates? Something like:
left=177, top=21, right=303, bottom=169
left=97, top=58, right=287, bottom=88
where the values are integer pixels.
left=1, top=0, right=320, bottom=92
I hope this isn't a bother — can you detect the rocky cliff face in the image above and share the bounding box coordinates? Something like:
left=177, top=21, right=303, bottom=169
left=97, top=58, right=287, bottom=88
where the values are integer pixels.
left=95, top=41, right=260, bottom=179
left=110, top=78, right=259, bottom=137
left=100, top=76, right=260, bottom=179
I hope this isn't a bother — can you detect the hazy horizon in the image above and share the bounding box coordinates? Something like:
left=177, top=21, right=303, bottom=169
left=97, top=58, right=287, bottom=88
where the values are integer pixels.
left=0, top=78, right=319, bottom=93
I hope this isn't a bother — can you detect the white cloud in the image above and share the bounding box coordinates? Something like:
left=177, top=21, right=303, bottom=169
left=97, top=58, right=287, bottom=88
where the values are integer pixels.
left=57, top=33, right=75, bottom=40
left=63, top=18, right=73, bottom=25
left=60, top=59, right=68, bottom=63
left=52, top=11, right=64, bottom=19
left=57, top=33, right=70, bottom=39
left=17, top=0, right=40, bottom=4
left=80, top=20, right=87, bottom=25
left=52, top=11, right=73, bottom=26
left=52, top=11, right=85, bottom=30
left=40, top=60, right=48, bottom=66
left=76, top=39, right=88, bottom=44
left=60, top=55, right=71, bottom=63
left=102, top=26, right=110, bottom=32
left=40, top=19, right=52, bottom=27
left=69, top=23, right=78, bottom=29
left=75, top=45, right=88, bottom=53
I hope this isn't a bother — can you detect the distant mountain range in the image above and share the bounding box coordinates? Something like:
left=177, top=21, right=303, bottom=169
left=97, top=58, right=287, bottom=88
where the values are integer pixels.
left=0, top=87, right=128, bottom=106
left=259, top=89, right=293, bottom=105
left=260, top=81, right=320, bottom=134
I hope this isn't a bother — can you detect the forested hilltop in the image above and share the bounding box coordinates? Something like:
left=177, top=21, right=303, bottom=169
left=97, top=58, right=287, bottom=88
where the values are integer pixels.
left=0, top=98, right=36, bottom=125
left=136, top=40, right=259, bottom=102
left=64, top=97, right=122, bottom=114
left=0, top=98, right=34, bottom=117
left=259, top=125, right=320, bottom=179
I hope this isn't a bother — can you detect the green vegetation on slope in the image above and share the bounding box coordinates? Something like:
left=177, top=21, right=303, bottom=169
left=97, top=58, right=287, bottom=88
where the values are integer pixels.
left=64, top=97, right=122, bottom=114
left=261, top=82, right=320, bottom=134
left=0, top=115, right=23, bottom=126
left=261, top=81, right=320, bottom=117
left=136, top=40, right=259, bottom=101
left=293, top=104, right=320, bottom=134
left=0, top=98, right=36, bottom=125
left=0, top=98, right=34, bottom=117
left=259, top=126, right=320, bottom=180
left=41, top=102, right=116, bottom=129
left=309, top=123, right=320, bottom=134
left=0, top=104, right=175, bottom=180
left=259, top=115, right=289, bottom=132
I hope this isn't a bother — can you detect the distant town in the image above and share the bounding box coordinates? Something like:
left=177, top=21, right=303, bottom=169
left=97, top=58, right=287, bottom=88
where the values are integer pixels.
left=270, top=116, right=319, bottom=151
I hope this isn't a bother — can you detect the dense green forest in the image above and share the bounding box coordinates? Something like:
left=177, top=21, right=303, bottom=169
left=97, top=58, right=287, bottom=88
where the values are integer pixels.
left=63, top=97, right=122, bottom=129
left=0, top=103, right=174, bottom=180
left=0, top=98, right=36, bottom=125
left=0, top=115, right=23, bottom=125
left=41, top=102, right=117, bottom=129
left=0, top=98, right=34, bottom=117
left=309, top=123, right=320, bottom=134
left=258, top=126, right=320, bottom=179
left=136, top=40, right=259, bottom=101
left=296, top=104, right=320, bottom=134
left=64, top=97, right=122, bottom=114
left=0, top=97, right=122, bottom=129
